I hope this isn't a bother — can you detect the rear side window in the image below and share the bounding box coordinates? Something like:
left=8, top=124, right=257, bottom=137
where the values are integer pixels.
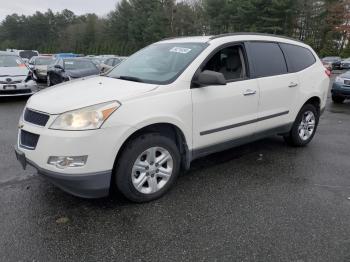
left=247, top=42, right=287, bottom=78
left=280, top=43, right=316, bottom=72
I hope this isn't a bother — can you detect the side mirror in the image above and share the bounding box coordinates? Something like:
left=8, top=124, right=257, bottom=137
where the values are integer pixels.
left=54, top=64, right=64, bottom=70
left=196, top=70, right=226, bottom=86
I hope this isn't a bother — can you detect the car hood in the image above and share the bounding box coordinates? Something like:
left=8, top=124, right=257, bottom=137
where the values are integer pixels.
left=0, top=66, right=29, bottom=77
left=27, top=76, right=159, bottom=114
left=340, top=71, right=350, bottom=79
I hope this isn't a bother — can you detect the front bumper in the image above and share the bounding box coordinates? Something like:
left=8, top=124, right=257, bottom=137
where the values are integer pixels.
left=0, top=81, right=38, bottom=97
left=332, top=82, right=350, bottom=98
left=15, top=146, right=112, bottom=198
left=15, top=116, right=134, bottom=198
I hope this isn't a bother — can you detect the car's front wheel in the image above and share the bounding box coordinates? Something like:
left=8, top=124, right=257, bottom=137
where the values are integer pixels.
left=47, top=74, right=52, bottom=87
left=284, top=104, right=319, bottom=147
left=114, top=133, right=181, bottom=202
left=332, top=95, right=345, bottom=104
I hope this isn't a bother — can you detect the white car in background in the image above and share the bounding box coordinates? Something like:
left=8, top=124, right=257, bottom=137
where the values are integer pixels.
left=15, top=33, right=329, bottom=202
left=0, top=51, right=38, bottom=96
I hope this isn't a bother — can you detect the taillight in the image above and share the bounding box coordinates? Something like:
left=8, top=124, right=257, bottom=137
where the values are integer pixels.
left=325, top=69, right=331, bottom=77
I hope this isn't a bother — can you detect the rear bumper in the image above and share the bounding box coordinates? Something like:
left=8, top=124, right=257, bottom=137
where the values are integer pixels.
left=15, top=146, right=112, bottom=198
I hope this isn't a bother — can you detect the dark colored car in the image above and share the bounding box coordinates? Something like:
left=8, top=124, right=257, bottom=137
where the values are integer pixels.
left=322, top=56, right=341, bottom=70
left=340, top=58, right=350, bottom=69
left=47, top=58, right=100, bottom=86
left=331, top=71, right=350, bottom=103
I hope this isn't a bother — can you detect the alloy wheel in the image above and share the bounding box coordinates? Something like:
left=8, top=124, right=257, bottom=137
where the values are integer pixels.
left=131, top=147, right=173, bottom=194
left=298, top=111, right=316, bottom=141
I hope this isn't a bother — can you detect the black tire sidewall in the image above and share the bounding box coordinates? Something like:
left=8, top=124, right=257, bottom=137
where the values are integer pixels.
left=289, top=104, right=319, bottom=146
left=115, top=133, right=181, bottom=202
left=332, top=95, right=345, bottom=104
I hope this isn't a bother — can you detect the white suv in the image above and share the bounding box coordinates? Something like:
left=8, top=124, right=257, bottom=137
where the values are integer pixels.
left=15, top=33, right=330, bottom=202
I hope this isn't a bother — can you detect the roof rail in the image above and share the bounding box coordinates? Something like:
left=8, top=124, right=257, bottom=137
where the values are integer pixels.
left=209, top=32, right=302, bottom=43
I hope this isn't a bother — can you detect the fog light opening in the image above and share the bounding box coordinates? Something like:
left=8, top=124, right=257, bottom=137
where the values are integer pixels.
left=48, top=156, right=88, bottom=169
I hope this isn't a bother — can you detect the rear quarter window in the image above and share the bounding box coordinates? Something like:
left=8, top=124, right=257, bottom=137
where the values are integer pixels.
left=280, top=43, right=316, bottom=72
left=247, top=42, right=287, bottom=78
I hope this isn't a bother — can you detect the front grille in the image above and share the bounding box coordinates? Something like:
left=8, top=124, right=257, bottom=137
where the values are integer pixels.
left=24, top=109, right=50, bottom=126
left=0, top=80, right=22, bottom=84
left=20, top=130, right=39, bottom=150
left=0, top=89, right=31, bottom=95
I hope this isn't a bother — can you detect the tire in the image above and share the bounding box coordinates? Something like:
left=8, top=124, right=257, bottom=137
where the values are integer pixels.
left=47, top=74, right=52, bottom=87
left=332, top=95, right=345, bottom=104
left=284, top=104, right=319, bottom=147
left=114, top=133, right=181, bottom=202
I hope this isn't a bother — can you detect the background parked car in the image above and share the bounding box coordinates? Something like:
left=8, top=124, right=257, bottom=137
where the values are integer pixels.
left=0, top=51, right=38, bottom=96
left=47, top=57, right=100, bottom=86
left=100, top=56, right=126, bottom=73
left=85, top=56, right=105, bottom=70
left=340, top=58, right=350, bottom=69
left=322, top=56, right=342, bottom=70
left=28, top=56, right=53, bottom=82
left=332, top=71, right=350, bottom=103
left=6, top=49, right=39, bottom=64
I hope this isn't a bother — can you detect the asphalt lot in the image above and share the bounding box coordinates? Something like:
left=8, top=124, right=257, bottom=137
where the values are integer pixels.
left=1, top=75, right=350, bottom=261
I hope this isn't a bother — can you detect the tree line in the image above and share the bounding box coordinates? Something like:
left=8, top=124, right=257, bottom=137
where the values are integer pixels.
left=0, top=0, right=349, bottom=57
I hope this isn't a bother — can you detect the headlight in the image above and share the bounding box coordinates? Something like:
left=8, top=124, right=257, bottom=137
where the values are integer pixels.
left=50, top=101, right=121, bottom=130
left=335, top=77, right=344, bottom=84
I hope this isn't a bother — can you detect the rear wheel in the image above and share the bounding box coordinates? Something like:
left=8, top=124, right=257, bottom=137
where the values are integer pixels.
left=284, top=104, right=319, bottom=147
left=114, top=133, right=181, bottom=202
left=332, top=95, right=345, bottom=104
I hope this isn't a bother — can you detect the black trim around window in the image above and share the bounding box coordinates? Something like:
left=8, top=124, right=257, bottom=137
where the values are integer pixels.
left=200, top=110, right=289, bottom=136
left=191, top=41, right=251, bottom=88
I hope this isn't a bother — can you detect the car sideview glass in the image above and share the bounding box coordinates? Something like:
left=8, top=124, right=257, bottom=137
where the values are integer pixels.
left=202, top=45, right=246, bottom=81
left=107, top=43, right=207, bottom=84
left=280, top=43, right=316, bottom=72
left=247, top=42, right=287, bottom=78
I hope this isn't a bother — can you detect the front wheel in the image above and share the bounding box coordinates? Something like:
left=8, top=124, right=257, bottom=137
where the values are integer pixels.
left=114, top=133, right=181, bottom=202
left=47, top=74, right=52, bottom=87
left=284, top=104, right=319, bottom=147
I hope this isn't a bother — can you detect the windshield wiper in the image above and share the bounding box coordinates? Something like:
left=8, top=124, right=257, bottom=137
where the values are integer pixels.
left=117, top=75, right=144, bottom=83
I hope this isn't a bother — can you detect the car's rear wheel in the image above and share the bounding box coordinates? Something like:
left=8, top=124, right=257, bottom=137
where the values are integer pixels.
left=284, top=104, right=319, bottom=147
left=332, top=95, right=345, bottom=104
left=114, top=133, right=181, bottom=202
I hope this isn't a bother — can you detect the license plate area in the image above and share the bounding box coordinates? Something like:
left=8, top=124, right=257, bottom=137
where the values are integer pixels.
left=3, top=85, right=17, bottom=90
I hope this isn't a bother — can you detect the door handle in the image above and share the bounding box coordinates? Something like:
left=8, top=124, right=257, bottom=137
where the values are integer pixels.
left=243, top=89, right=257, bottom=96
left=288, top=82, right=298, bottom=88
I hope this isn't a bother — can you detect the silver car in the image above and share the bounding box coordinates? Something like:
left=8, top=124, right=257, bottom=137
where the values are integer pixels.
left=0, top=51, right=38, bottom=96
left=28, top=56, right=53, bottom=81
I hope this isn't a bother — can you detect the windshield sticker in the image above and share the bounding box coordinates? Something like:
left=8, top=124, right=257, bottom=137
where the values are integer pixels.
left=170, top=47, right=192, bottom=54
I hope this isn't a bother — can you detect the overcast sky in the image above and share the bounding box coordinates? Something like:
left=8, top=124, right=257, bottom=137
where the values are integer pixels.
left=0, top=0, right=120, bottom=20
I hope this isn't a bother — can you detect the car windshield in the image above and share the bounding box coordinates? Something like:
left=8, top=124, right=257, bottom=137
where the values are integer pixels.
left=64, top=59, right=96, bottom=70
left=0, top=55, right=23, bottom=67
left=35, top=57, right=53, bottom=65
left=106, top=42, right=208, bottom=84
left=19, top=50, right=38, bottom=59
